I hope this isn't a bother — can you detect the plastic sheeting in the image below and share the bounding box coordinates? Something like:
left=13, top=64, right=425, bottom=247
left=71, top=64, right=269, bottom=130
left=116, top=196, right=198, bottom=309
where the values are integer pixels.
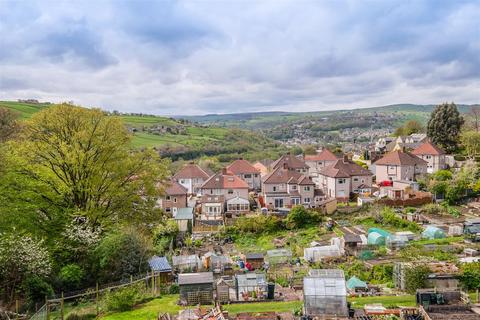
left=304, top=245, right=342, bottom=263
left=367, top=232, right=386, bottom=245
left=422, top=226, right=446, bottom=240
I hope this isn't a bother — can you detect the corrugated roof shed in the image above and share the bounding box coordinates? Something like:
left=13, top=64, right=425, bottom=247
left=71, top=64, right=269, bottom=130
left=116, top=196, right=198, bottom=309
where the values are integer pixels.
left=148, top=256, right=172, bottom=272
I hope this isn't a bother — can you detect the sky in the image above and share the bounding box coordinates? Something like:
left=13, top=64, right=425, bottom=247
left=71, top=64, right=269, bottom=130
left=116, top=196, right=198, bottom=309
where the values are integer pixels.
left=0, top=0, right=479, bottom=115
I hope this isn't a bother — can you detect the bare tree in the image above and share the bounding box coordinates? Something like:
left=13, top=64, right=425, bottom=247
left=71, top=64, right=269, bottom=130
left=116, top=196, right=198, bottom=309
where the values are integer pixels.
left=470, top=106, right=480, bottom=132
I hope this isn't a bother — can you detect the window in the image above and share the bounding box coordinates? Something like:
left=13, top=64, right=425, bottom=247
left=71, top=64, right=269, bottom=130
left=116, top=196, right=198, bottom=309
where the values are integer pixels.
left=273, top=186, right=277, bottom=191
left=291, top=185, right=297, bottom=190
left=244, top=174, right=252, bottom=178
left=304, top=186, right=311, bottom=191
left=304, top=197, right=311, bottom=203
left=166, top=195, right=171, bottom=201
left=338, top=179, right=346, bottom=184
left=291, top=198, right=300, bottom=205
left=426, top=155, right=432, bottom=159
left=254, top=174, right=258, bottom=177
left=180, top=180, right=185, bottom=184
left=228, top=189, right=234, bottom=194
left=173, top=197, right=177, bottom=203
left=353, top=178, right=358, bottom=182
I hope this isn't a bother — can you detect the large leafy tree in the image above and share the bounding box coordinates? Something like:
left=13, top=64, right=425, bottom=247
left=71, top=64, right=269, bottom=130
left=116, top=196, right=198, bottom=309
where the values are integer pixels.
left=0, top=104, right=169, bottom=236
left=427, top=102, right=464, bottom=153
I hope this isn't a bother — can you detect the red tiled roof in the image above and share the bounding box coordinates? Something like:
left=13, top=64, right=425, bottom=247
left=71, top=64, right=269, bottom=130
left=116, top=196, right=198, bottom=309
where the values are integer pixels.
left=304, top=149, right=339, bottom=161
left=165, top=179, right=188, bottom=195
left=271, top=153, right=308, bottom=170
left=227, top=159, right=260, bottom=174
left=319, top=159, right=372, bottom=178
left=263, top=167, right=314, bottom=185
left=174, top=163, right=211, bottom=180
left=201, top=170, right=249, bottom=189
left=411, top=141, right=445, bottom=156
left=374, top=150, right=428, bottom=166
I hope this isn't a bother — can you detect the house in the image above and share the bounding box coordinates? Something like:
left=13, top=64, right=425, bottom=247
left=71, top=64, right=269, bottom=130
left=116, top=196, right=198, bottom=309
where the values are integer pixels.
left=174, top=207, right=194, bottom=232
left=271, top=153, right=309, bottom=174
left=174, top=163, right=211, bottom=195
left=411, top=141, right=446, bottom=173
left=199, top=195, right=225, bottom=221
left=227, top=159, right=262, bottom=190
left=374, top=150, right=428, bottom=183
left=303, top=269, right=349, bottom=318
left=159, top=179, right=188, bottom=215
left=253, top=160, right=272, bottom=178
left=375, top=137, right=395, bottom=153
left=385, top=134, right=428, bottom=152
left=178, top=272, right=214, bottom=305
left=262, top=164, right=315, bottom=209
left=318, top=156, right=373, bottom=202
left=304, top=149, right=339, bottom=186
left=200, top=168, right=250, bottom=216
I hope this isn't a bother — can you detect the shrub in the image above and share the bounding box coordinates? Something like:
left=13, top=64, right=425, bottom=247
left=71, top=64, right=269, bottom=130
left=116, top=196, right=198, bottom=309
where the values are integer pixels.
left=59, top=264, right=84, bottom=289
left=23, top=276, right=54, bottom=308
left=285, top=206, right=322, bottom=229
left=102, top=284, right=145, bottom=312
left=459, top=262, right=480, bottom=291
left=168, top=284, right=179, bottom=294
left=405, top=265, right=430, bottom=294
left=235, top=215, right=282, bottom=234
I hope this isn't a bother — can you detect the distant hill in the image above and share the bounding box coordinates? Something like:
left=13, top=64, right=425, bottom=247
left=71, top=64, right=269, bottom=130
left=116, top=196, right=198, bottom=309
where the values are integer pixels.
left=174, top=103, right=475, bottom=129
left=0, top=101, right=284, bottom=162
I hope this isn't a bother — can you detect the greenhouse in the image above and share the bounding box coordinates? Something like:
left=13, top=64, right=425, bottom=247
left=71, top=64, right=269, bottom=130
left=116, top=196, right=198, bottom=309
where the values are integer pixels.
left=172, top=254, right=202, bottom=272
left=266, top=249, right=292, bottom=264
left=304, top=245, right=342, bottom=263
left=235, top=272, right=268, bottom=301
left=386, top=234, right=409, bottom=250
left=422, top=226, right=446, bottom=240
left=346, top=276, right=368, bottom=293
left=367, top=232, right=386, bottom=246
left=368, top=228, right=391, bottom=238
left=303, top=269, right=348, bottom=318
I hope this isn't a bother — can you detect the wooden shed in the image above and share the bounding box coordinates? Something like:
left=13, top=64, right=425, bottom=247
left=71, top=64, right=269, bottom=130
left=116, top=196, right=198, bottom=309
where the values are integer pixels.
left=178, top=272, right=214, bottom=305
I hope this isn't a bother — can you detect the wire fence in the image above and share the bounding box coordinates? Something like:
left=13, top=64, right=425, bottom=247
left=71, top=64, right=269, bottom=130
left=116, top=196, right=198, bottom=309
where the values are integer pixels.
left=28, top=271, right=171, bottom=320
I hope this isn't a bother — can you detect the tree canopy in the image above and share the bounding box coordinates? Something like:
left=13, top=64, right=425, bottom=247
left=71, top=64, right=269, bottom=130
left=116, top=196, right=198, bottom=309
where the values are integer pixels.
left=427, top=102, right=464, bottom=153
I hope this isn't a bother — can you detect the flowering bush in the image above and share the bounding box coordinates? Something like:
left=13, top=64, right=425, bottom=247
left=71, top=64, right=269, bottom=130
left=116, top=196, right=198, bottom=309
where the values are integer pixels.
left=0, top=233, right=52, bottom=302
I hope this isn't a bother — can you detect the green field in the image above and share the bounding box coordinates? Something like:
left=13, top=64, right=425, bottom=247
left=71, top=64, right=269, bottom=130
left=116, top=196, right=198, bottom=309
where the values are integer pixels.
left=0, top=101, right=50, bottom=119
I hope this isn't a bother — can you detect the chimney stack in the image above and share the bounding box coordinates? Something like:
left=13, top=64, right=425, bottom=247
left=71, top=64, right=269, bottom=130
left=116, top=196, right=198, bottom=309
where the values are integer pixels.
left=222, top=167, right=228, bottom=175
left=283, top=162, right=288, bottom=170
left=343, top=155, right=349, bottom=163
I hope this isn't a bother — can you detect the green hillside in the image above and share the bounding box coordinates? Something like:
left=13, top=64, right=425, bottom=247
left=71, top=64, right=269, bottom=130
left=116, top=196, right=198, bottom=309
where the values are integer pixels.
left=0, top=101, right=284, bottom=162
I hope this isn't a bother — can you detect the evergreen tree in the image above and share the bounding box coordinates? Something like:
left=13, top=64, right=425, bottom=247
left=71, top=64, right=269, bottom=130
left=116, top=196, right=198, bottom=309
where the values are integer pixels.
left=427, top=102, right=464, bottom=153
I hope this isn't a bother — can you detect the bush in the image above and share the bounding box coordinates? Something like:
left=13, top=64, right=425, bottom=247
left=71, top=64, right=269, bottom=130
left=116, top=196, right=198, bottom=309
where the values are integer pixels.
left=168, top=284, right=179, bottom=294
left=59, top=264, right=84, bottom=289
left=379, top=207, right=421, bottom=233
left=102, top=284, right=145, bottom=312
left=235, top=215, right=282, bottom=234
left=23, top=276, right=54, bottom=307
left=459, top=262, right=480, bottom=291
left=66, top=313, right=96, bottom=320
left=285, top=206, right=322, bottom=229
left=405, top=265, right=430, bottom=294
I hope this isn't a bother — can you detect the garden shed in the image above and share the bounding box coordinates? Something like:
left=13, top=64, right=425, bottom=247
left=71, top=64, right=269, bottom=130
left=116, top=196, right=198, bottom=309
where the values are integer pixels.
left=266, top=249, right=292, bottom=265
left=235, top=272, right=268, bottom=301
left=244, top=253, right=264, bottom=270
left=174, top=207, right=194, bottom=232
left=173, top=254, right=202, bottom=272
left=178, top=272, right=214, bottom=305
left=303, top=269, right=348, bottom=318
left=346, top=276, right=368, bottom=293
left=202, top=253, right=232, bottom=274
left=304, top=245, right=342, bottom=263
left=148, top=255, right=172, bottom=282
left=422, top=226, right=446, bottom=240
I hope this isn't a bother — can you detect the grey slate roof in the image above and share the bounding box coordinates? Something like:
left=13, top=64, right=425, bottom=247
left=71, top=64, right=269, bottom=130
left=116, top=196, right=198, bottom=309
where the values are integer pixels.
left=148, top=256, right=172, bottom=272
left=178, top=272, right=214, bottom=285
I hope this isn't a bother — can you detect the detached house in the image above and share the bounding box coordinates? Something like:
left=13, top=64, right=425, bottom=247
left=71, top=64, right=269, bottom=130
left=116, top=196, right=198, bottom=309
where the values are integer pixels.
left=159, top=179, right=188, bottom=215
left=262, top=164, right=315, bottom=209
left=411, top=141, right=446, bottom=173
left=374, top=150, right=428, bottom=183
left=318, top=156, right=373, bottom=202
left=271, top=153, right=309, bottom=174
left=200, top=169, right=250, bottom=216
left=304, top=149, right=339, bottom=186
left=174, top=163, right=211, bottom=195
left=227, top=159, right=261, bottom=190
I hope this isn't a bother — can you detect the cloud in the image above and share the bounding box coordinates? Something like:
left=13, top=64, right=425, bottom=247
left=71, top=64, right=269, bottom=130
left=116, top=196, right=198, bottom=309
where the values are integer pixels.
left=0, top=0, right=478, bottom=115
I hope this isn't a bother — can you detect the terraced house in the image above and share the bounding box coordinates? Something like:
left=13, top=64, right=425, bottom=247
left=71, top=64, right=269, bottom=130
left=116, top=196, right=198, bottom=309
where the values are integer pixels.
left=158, top=179, right=188, bottom=215
left=318, top=156, right=373, bottom=202
left=304, top=148, right=339, bottom=186
left=262, top=163, right=315, bottom=209
left=271, top=153, right=309, bottom=174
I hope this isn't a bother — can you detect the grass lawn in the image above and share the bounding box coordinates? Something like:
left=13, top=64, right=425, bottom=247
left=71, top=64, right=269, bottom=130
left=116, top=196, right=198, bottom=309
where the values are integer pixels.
left=99, top=294, right=419, bottom=319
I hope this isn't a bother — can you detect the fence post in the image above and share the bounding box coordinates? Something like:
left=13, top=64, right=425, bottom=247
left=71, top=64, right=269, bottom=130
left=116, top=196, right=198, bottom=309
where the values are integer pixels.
left=477, top=289, right=479, bottom=303
left=96, top=282, right=99, bottom=316
left=60, top=292, right=64, bottom=320
left=45, top=296, right=49, bottom=320
left=151, top=272, right=155, bottom=295
left=15, top=300, right=18, bottom=320
left=130, top=274, right=133, bottom=283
